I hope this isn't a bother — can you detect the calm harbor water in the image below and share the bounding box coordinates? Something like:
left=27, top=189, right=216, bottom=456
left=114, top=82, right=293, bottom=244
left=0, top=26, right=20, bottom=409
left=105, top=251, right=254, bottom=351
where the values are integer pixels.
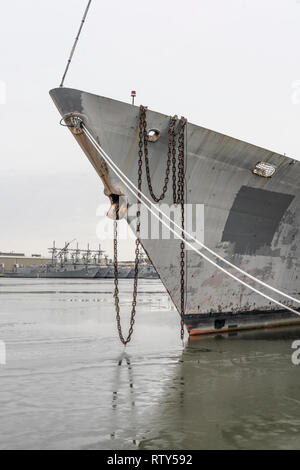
left=0, top=278, right=300, bottom=450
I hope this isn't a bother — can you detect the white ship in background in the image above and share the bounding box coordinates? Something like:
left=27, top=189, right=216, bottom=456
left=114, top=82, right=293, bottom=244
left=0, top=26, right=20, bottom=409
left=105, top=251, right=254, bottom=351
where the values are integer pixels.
left=50, top=87, right=300, bottom=335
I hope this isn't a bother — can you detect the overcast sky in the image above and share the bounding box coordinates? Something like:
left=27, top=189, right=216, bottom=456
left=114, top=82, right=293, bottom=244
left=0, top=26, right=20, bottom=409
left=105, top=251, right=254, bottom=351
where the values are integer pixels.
left=1, top=0, right=300, bottom=259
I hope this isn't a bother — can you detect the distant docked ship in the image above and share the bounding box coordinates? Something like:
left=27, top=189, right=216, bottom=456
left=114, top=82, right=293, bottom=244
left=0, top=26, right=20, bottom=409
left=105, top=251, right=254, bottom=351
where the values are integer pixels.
left=3, top=264, right=99, bottom=279
left=1, top=241, right=158, bottom=279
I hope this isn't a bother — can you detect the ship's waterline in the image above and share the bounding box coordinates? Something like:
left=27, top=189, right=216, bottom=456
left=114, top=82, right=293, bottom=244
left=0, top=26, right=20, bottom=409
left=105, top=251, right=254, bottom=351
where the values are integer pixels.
left=50, top=87, right=300, bottom=335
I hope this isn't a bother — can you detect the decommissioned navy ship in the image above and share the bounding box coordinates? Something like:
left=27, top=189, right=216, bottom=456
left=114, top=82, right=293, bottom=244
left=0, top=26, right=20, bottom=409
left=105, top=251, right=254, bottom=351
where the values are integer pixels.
left=50, top=86, right=300, bottom=335
left=2, top=242, right=101, bottom=279
left=4, top=264, right=99, bottom=279
left=1, top=241, right=158, bottom=280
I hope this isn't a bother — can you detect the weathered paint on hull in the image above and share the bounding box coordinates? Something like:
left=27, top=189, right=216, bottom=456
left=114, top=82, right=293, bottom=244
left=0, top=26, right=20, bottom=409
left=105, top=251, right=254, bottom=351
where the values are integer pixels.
left=50, top=87, right=300, bottom=335
left=185, top=310, right=300, bottom=336
left=4, top=267, right=99, bottom=279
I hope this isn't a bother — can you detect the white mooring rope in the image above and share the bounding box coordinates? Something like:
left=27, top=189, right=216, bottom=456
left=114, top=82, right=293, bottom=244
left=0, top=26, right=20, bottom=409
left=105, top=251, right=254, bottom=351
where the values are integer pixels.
left=82, top=124, right=300, bottom=317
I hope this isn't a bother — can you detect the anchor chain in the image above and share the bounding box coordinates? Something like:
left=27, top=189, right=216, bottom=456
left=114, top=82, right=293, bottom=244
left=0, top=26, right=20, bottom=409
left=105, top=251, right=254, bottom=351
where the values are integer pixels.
left=114, top=221, right=141, bottom=345
left=113, top=106, right=187, bottom=343
left=177, top=119, right=187, bottom=340
left=113, top=115, right=143, bottom=346
left=140, top=105, right=178, bottom=203
left=138, top=106, right=187, bottom=340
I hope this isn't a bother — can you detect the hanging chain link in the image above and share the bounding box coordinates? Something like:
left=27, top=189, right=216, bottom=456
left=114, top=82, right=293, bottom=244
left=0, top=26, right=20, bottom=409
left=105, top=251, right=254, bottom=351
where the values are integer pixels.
left=140, top=106, right=187, bottom=340
left=177, top=119, right=187, bottom=340
left=172, top=119, right=178, bottom=204
left=114, top=221, right=141, bottom=345
left=140, top=105, right=178, bottom=203
left=114, top=106, right=187, bottom=343
left=113, top=111, right=143, bottom=346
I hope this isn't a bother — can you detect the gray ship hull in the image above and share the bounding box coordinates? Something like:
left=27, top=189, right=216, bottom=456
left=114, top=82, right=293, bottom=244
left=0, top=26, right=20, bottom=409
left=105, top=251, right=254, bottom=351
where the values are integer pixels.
left=50, top=87, right=300, bottom=335
left=96, top=264, right=159, bottom=279
left=37, top=267, right=99, bottom=279
left=95, top=265, right=111, bottom=278
left=96, top=265, right=130, bottom=278
left=4, top=265, right=99, bottom=279
left=127, top=265, right=159, bottom=279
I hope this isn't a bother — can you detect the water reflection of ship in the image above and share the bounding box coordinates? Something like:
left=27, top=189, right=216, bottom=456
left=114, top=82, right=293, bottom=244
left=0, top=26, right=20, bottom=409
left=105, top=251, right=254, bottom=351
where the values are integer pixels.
left=2, top=240, right=158, bottom=279
left=138, top=326, right=300, bottom=450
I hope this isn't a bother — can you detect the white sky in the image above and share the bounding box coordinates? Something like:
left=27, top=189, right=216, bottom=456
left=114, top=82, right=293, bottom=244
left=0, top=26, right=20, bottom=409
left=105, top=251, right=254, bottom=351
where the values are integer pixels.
left=1, top=0, right=300, bottom=259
